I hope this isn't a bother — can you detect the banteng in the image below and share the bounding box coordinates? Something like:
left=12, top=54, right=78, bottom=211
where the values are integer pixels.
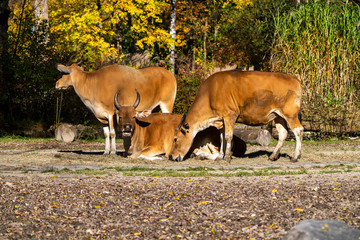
left=169, top=70, right=303, bottom=162
left=114, top=91, right=246, bottom=160
left=55, top=63, right=177, bottom=154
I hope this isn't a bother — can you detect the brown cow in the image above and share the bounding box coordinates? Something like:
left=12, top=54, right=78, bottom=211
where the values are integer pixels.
left=169, top=70, right=303, bottom=162
left=114, top=91, right=246, bottom=160
left=55, top=63, right=177, bottom=155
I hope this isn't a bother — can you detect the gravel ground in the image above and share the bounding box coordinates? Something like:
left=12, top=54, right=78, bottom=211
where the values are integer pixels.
left=0, top=139, right=360, bottom=239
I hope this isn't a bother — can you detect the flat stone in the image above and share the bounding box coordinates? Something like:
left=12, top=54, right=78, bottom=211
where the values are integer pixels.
left=283, top=219, right=360, bottom=240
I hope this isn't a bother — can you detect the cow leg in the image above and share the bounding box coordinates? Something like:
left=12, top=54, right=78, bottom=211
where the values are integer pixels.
left=218, top=128, right=225, bottom=160
left=108, top=114, right=116, bottom=155
left=103, top=126, right=110, bottom=155
left=138, top=147, right=165, bottom=161
left=269, top=117, right=288, bottom=161
left=287, top=118, right=304, bottom=162
left=223, top=117, right=236, bottom=162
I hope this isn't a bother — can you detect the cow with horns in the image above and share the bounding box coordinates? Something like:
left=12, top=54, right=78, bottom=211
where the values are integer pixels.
left=169, top=70, right=304, bottom=162
left=55, top=63, right=177, bottom=154
left=114, top=90, right=246, bottom=160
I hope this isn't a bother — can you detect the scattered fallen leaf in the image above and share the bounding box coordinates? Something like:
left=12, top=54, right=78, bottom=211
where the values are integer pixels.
left=198, top=201, right=212, bottom=206
left=164, top=202, right=172, bottom=209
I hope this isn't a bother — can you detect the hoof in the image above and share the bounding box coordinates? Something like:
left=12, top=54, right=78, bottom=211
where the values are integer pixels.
left=290, top=157, right=299, bottom=163
left=169, top=155, right=184, bottom=162
left=224, top=155, right=232, bottom=163
left=215, top=157, right=223, bottom=161
left=268, top=155, right=280, bottom=161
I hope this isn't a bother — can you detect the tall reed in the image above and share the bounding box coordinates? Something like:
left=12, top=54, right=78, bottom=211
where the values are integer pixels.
left=272, top=1, right=360, bottom=133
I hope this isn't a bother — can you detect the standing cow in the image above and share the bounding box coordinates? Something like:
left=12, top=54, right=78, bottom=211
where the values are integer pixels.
left=114, top=91, right=246, bottom=160
left=55, top=63, right=177, bottom=154
left=169, top=70, right=303, bottom=162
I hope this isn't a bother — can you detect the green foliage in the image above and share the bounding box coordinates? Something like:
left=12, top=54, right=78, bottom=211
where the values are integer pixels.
left=1, top=2, right=60, bottom=130
left=2, top=0, right=360, bottom=136
left=272, top=1, right=360, bottom=133
left=174, top=61, right=210, bottom=114
left=216, top=0, right=296, bottom=70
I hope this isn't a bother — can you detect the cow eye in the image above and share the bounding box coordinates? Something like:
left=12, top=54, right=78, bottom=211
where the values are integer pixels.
left=174, top=137, right=178, bottom=143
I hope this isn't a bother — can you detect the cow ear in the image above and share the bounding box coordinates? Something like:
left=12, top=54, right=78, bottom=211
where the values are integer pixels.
left=56, top=64, right=72, bottom=74
left=136, top=110, right=152, bottom=118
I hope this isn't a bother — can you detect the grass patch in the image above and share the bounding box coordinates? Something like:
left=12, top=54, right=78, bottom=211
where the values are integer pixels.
left=0, top=135, right=53, bottom=143
left=26, top=164, right=359, bottom=177
left=40, top=167, right=106, bottom=175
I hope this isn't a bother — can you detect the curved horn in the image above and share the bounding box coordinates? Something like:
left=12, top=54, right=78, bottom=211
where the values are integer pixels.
left=133, top=90, right=140, bottom=109
left=176, top=114, right=187, bottom=130
left=114, top=91, right=121, bottom=110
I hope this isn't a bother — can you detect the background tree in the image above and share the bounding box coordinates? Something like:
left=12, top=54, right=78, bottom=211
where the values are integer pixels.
left=0, top=0, right=11, bottom=126
left=169, top=0, right=176, bottom=73
left=1, top=0, right=359, bottom=136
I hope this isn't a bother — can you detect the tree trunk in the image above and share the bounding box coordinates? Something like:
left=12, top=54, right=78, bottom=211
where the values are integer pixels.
left=203, top=17, right=208, bottom=64
left=212, top=23, right=218, bottom=62
left=0, top=0, right=11, bottom=118
left=116, top=22, right=123, bottom=54
left=33, top=0, right=49, bottom=43
left=0, top=0, right=10, bottom=50
left=169, top=0, right=176, bottom=73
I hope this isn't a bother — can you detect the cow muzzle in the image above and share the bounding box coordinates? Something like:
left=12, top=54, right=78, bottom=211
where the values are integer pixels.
left=169, top=154, right=183, bottom=162
left=122, top=124, right=132, bottom=137
left=55, top=84, right=70, bottom=90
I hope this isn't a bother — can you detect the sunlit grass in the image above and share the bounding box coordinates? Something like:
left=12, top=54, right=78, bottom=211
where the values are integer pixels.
left=30, top=164, right=359, bottom=177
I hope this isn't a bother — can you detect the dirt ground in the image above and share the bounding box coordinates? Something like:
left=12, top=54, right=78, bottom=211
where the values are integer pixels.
left=0, top=139, right=360, bottom=239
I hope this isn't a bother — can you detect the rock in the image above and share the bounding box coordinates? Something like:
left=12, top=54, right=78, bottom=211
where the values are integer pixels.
left=234, top=129, right=271, bottom=146
left=283, top=219, right=360, bottom=240
left=55, top=123, right=77, bottom=142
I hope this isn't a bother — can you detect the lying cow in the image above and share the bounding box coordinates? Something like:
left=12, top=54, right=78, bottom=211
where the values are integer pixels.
left=55, top=63, right=177, bottom=155
left=113, top=90, right=246, bottom=160
left=169, top=70, right=303, bottom=162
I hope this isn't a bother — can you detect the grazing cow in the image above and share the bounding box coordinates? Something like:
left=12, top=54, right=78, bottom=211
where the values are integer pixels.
left=55, top=63, right=177, bottom=155
left=169, top=70, right=303, bottom=162
left=114, top=91, right=246, bottom=160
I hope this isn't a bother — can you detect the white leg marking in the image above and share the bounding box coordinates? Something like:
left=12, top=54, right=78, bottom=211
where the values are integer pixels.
left=219, top=131, right=225, bottom=159
left=110, top=128, right=116, bottom=155
left=103, top=126, right=110, bottom=155
left=108, top=114, right=116, bottom=155
left=270, top=123, right=288, bottom=160
left=292, top=126, right=304, bottom=161
left=224, top=132, right=233, bottom=160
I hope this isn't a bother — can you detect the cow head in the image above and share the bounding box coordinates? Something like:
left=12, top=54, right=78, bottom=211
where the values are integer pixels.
left=169, top=114, right=194, bottom=161
left=114, top=90, right=151, bottom=138
left=55, top=63, right=83, bottom=89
